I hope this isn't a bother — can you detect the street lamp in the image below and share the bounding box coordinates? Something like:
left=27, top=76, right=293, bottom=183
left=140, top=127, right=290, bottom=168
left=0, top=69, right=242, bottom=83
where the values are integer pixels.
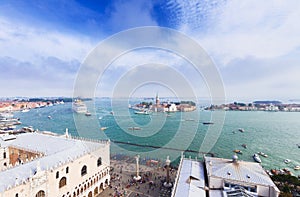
left=163, top=156, right=172, bottom=188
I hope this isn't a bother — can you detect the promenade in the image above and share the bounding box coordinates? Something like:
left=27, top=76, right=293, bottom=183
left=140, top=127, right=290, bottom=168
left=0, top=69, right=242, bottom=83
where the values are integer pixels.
left=98, top=156, right=177, bottom=197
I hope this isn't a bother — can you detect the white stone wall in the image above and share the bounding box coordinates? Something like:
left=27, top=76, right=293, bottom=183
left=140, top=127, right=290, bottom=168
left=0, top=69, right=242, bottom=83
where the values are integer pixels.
left=0, top=147, right=9, bottom=171
left=1, top=142, right=110, bottom=197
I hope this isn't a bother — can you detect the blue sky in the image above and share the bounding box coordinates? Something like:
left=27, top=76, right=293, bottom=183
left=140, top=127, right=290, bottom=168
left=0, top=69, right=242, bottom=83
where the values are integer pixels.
left=0, top=0, right=300, bottom=102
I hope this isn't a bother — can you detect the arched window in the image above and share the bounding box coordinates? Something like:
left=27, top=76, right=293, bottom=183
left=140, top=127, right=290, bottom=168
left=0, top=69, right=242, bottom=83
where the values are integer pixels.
left=81, top=165, right=87, bottom=176
left=15, top=193, right=18, bottom=197
left=97, top=157, right=102, bottom=166
left=3, top=152, right=6, bottom=159
left=4, top=162, right=7, bottom=166
left=59, top=177, right=67, bottom=188
left=66, top=166, right=69, bottom=174
left=56, top=171, right=59, bottom=179
left=35, top=190, right=45, bottom=197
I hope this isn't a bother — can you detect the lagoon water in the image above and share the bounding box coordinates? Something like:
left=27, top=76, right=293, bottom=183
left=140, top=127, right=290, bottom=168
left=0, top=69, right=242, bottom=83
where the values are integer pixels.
left=15, top=99, right=300, bottom=176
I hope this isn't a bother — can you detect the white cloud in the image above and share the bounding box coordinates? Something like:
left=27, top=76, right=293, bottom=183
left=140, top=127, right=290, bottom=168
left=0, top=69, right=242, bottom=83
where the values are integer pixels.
left=0, top=17, right=95, bottom=62
left=172, top=1, right=300, bottom=66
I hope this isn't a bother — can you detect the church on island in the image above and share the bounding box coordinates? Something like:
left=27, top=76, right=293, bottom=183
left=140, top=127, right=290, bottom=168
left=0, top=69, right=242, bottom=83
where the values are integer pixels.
left=131, top=93, right=197, bottom=113
left=0, top=130, right=110, bottom=197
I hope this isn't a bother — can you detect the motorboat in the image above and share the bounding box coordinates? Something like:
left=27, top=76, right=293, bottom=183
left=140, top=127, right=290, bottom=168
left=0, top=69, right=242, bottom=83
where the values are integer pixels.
left=294, top=166, right=300, bottom=170
left=134, top=110, right=150, bottom=115
left=241, top=144, right=247, bottom=149
left=100, top=127, right=108, bottom=131
left=128, top=127, right=141, bottom=130
left=202, top=122, right=214, bottom=125
left=238, top=128, right=245, bottom=133
left=258, top=152, right=268, bottom=158
left=233, top=150, right=243, bottom=154
left=253, top=154, right=262, bottom=163
left=85, top=111, right=92, bottom=116
left=21, top=109, right=30, bottom=113
left=284, top=159, right=291, bottom=164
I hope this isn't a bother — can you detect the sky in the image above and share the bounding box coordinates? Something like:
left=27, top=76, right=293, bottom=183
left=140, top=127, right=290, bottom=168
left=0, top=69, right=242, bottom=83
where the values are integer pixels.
left=0, top=0, right=300, bottom=102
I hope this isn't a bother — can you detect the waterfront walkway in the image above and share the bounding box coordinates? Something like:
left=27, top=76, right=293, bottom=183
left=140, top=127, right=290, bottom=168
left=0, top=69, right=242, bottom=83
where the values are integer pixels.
left=98, top=158, right=177, bottom=197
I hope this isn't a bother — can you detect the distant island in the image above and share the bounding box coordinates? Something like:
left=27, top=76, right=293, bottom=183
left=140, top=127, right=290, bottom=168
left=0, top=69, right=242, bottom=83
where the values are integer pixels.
left=206, top=100, right=300, bottom=112
left=129, top=94, right=196, bottom=113
left=0, top=97, right=92, bottom=112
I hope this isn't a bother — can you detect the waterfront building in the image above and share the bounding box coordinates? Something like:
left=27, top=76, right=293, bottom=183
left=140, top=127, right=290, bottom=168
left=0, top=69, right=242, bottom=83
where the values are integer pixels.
left=0, top=130, right=110, bottom=197
left=172, top=155, right=280, bottom=197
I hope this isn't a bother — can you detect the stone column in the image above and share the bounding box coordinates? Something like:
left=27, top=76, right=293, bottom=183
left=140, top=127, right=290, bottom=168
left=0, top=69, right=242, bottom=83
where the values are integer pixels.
left=133, top=155, right=141, bottom=181
left=164, top=156, right=172, bottom=187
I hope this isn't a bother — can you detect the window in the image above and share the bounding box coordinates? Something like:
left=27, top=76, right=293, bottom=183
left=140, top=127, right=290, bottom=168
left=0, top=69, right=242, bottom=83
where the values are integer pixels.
left=66, top=166, right=69, bottom=174
left=4, top=162, right=7, bottom=166
left=56, top=171, right=59, bottom=179
left=81, top=165, right=87, bottom=176
left=97, top=157, right=102, bottom=166
left=35, top=190, right=45, bottom=197
left=59, top=177, right=67, bottom=188
left=15, top=194, right=18, bottom=197
left=3, top=152, right=6, bottom=159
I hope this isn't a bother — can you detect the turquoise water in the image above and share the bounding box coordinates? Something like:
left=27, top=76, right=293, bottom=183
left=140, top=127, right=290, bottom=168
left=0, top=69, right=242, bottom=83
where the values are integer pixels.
left=14, top=99, right=300, bottom=176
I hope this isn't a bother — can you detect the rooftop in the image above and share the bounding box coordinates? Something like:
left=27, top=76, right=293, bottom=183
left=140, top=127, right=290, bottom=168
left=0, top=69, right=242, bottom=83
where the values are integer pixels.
left=205, top=156, right=276, bottom=187
left=172, top=158, right=206, bottom=197
left=0, top=132, right=109, bottom=192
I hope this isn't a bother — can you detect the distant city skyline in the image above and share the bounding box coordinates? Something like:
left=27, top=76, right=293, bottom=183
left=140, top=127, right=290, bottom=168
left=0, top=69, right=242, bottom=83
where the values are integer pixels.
left=0, top=1, right=300, bottom=101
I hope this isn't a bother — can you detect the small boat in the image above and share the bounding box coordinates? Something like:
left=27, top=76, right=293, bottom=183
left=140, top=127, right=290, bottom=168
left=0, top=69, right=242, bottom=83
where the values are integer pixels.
left=100, top=127, right=108, bottom=131
left=297, top=144, right=300, bottom=148
left=184, top=119, right=195, bottom=121
left=134, top=110, right=150, bottom=115
left=284, top=159, right=291, bottom=164
left=203, top=122, right=214, bottom=125
left=258, top=152, right=268, bottom=158
left=233, top=150, right=243, bottom=154
left=85, top=112, right=91, bottom=116
left=253, top=154, right=262, bottom=163
left=110, top=111, right=114, bottom=115
left=283, top=168, right=292, bottom=175
left=48, top=116, right=52, bottom=119
left=128, top=127, right=141, bottom=130
left=21, top=109, right=30, bottom=113
left=265, top=170, right=273, bottom=176
left=241, top=144, right=247, bottom=149
left=294, top=166, right=300, bottom=170
left=238, top=128, right=245, bottom=133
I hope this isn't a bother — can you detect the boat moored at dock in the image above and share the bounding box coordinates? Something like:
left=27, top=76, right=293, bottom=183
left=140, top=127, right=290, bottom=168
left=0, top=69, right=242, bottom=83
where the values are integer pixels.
left=253, top=154, right=262, bottom=163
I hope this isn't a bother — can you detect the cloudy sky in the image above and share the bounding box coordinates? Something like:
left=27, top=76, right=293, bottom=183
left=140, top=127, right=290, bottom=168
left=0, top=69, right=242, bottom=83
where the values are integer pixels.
left=0, top=0, right=299, bottom=102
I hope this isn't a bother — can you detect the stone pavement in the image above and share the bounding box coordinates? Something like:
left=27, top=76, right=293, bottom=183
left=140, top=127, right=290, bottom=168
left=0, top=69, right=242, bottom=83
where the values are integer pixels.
left=98, top=158, right=177, bottom=197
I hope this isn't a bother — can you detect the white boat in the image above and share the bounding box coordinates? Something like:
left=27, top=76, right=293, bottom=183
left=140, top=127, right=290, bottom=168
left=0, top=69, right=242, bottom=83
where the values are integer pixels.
left=238, top=128, right=245, bottom=132
left=258, top=152, right=268, bottom=158
left=85, top=111, right=92, bottom=116
left=284, top=159, right=291, bottom=164
left=294, top=166, right=300, bottom=170
left=100, top=127, right=108, bottom=131
left=253, top=154, right=262, bottom=163
left=134, top=110, right=150, bottom=115
left=72, top=100, right=87, bottom=113
left=21, top=109, right=30, bottom=113
left=0, top=113, right=13, bottom=118
left=128, top=127, right=141, bottom=130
